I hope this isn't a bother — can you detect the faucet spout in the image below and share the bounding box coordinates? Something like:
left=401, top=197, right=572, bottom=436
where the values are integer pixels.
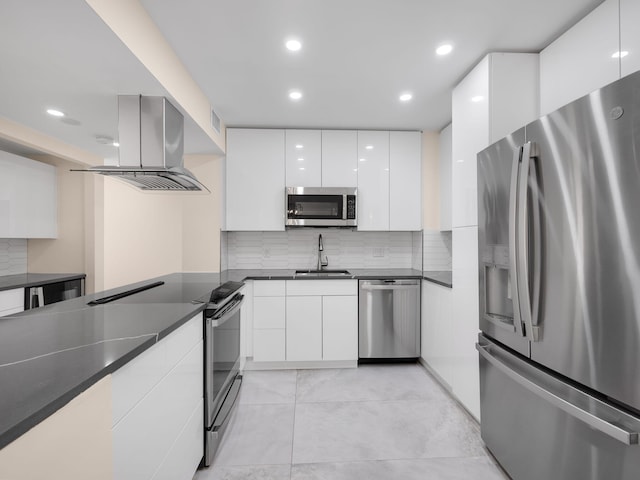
left=317, top=234, right=328, bottom=270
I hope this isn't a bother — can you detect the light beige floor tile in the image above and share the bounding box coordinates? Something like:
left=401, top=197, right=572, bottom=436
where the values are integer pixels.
left=213, top=404, right=295, bottom=466
left=292, top=399, right=484, bottom=463
left=240, top=370, right=298, bottom=405
left=291, top=457, right=507, bottom=480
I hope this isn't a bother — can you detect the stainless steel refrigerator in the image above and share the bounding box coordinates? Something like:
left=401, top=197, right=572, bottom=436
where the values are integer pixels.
left=477, top=70, right=640, bottom=480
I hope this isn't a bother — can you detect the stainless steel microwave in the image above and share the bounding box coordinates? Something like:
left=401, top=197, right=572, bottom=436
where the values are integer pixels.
left=286, top=186, right=357, bottom=227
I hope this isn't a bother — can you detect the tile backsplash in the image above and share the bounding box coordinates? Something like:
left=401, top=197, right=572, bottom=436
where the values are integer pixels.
left=0, top=239, right=27, bottom=276
left=226, top=230, right=421, bottom=270
left=423, top=230, right=452, bottom=271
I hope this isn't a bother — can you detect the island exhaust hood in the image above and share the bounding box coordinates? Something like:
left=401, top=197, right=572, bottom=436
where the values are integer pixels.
left=76, top=95, right=209, bottom=192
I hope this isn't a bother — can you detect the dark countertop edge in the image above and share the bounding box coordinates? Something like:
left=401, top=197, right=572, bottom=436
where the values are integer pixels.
left=231, top=270, right=425, bottom=281
left=0, top=302, right=206, bottom=450
left=0, top=273, right=86, bottom=292
left=422, top=276, right=453, bottom=288
left=0, top=337, right=155, bottom=450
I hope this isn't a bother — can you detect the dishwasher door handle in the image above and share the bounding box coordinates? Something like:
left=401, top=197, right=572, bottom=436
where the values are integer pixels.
left=360, top=284, right=418, bottom=291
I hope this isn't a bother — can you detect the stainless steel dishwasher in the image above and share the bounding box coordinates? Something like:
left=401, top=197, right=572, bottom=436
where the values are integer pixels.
left=358, top=279, right=420, bottom=360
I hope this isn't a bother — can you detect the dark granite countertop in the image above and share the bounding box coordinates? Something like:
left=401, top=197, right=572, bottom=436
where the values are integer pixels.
left=0, top=272, right=221, bottom=450
left=0, top=273, right=86, bottom=292
left=423, top=270, right=453, bottom=288
left=221, top=268, right=425, bottom=281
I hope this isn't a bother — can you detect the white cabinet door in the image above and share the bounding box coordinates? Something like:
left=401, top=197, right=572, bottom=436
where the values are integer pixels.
left=421, top=280, right=453, bottom=389
left=389, top=131, right=421, bottom=231
left=0, top=288, right=24, bottom=317
left=225, top=128, right=285, bottom=231
left=285, top=130, right=321, bottom=187
left=253, top=297, right=285, bottom=329
left=439, top=124, right=452, bottom=231
left=357, top=131, right=390, bottom=231
left=321, top=130, right=358, bottom=187
left=451, top=57, right=489, bottom=228
left=0, top=151, right=57, bottom=238
left=451, top=226, right=480, bottom=420
left=253, top=329, right=286, bottom=361
left=539, top=0, right=619, bottom=115
left=286, top=296, right=322, bottom=361
left=253, top=281, right=286, bottom=361
left=621, top=0, right=640, bottom=77
left=322, top=295, right=358, bottom=361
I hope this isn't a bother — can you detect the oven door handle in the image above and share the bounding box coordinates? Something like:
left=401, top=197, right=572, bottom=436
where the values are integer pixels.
left=210, top=296, right=244, bottom=327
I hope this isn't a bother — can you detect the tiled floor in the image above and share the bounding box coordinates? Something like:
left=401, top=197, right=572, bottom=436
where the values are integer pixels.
left=194, top=364, right=509, bottom=480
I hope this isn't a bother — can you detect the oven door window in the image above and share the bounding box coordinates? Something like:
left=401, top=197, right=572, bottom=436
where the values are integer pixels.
left=287, top=195, right=343, bottom=219
left=212, top=309, right=241, bottom=403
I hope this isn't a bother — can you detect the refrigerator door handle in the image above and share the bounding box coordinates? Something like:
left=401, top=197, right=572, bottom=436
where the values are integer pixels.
left=509, top=146, right=525, bottom=337
left=516, top=142, right=539, bottom=341
left=476, top=343, right=639, bottom=445
left=528, top=146, right=542, bottom=337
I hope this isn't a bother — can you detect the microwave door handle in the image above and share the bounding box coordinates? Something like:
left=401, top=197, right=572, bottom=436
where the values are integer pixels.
left=343, top=195, right=347, bottom=220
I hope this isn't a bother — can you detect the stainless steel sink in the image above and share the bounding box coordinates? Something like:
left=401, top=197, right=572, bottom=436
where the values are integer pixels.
left=295, top=269, right=352, bottom=277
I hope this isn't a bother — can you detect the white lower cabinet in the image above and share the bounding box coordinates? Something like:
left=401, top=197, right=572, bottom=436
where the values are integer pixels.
left=286, top=296, right=322, bottom=361
left=252, top=280, right=286, bottom=361
left=421, top=280, right=454, bottom=389
left=322, top=295, right=358, bottom=361
left=251, top=279, right=358, bottom=365
left=0, top=288, right=24, bottom=317
left=112, top=313, right=203, bottom=480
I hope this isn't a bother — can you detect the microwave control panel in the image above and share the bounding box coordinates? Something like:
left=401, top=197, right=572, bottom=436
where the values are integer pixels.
left=346, top=195, right=357, bottom=219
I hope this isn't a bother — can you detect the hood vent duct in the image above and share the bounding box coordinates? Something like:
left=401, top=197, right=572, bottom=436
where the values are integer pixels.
left=74, top=95, right=209, bottom=192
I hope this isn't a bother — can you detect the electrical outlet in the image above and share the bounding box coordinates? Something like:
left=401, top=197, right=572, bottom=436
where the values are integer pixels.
left=373, top=247, right=385, bottom=257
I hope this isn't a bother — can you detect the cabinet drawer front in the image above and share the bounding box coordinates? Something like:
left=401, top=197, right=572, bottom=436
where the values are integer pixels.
left=286, top=279, right=357, bottom=296
left=254, top=280, right=286, bottom=296
left=0, top=288, right=24, bottom=313
left=253, top=297, right=286, bottom=329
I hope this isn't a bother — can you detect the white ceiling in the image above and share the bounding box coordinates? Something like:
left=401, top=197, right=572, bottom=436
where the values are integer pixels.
left=0, top=0, right=603, bottom=161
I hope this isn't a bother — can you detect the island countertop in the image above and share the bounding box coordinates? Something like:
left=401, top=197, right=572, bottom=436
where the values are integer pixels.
left=0, top=272, right=222, bottom=450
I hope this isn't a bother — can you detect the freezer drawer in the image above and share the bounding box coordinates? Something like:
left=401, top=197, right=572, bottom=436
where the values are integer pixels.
left=358, top=279, right=420, bottom=359
left=478, top=334, right=640, bottom=480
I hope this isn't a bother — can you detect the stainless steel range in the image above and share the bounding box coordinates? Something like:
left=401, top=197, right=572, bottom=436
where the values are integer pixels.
left=201, top=281, right=244, bottom=466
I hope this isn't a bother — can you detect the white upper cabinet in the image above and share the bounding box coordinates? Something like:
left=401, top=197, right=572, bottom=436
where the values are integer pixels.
left=452, top=53, right=538, bottom=228
left=225, top=128, right=285, bottom=231
left=0, top=150, right=57, bottom=238
left=621, top=0, right=640, bottom=77
left=439, top=124, right=452, bottom=231
left=451, top=57, right=489, bottom=229
left=321, top=130, right=358, bottom=187
left=540, top=0, right=619, bottom=115
left=357, top=131, right=390, bottom=231
left=285, top=130, right=321, bottom=187
left=389, top=131, right=421, bottom=231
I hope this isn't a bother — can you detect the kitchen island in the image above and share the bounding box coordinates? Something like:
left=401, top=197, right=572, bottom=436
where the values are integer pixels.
left=0, top=272, right=222, bottom=451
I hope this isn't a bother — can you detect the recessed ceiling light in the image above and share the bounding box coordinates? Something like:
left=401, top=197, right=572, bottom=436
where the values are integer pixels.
left=471, top=95, right=484, bottom=103
left=295, top=144, right=304, bottom=149
left=365, top=145, right=374, bottom=150
left=112, top=142, right=120, bottom=147
left=436, top=44, right=453, bottom=56
left=297, top=157, right=304, bottom=161
left=399, top=93, right=413, bottom=102
left=612, top=51, right=629, bottom=58
left=299, top=167, right=305, bottom=171
left=359, top=158, right=367, bottom=162
left=46, top=109, right=65, bottom=117
left=286, top=39, right=302, bottom=51
left=289, top=91, right=303, bottom=100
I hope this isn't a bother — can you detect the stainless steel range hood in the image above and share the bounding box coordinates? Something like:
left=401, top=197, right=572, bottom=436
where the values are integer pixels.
left=75, top=95, right=209, bottom=192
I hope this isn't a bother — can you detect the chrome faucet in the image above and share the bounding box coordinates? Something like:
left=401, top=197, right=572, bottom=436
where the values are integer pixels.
left=317, top=234, right=329, bottom=270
